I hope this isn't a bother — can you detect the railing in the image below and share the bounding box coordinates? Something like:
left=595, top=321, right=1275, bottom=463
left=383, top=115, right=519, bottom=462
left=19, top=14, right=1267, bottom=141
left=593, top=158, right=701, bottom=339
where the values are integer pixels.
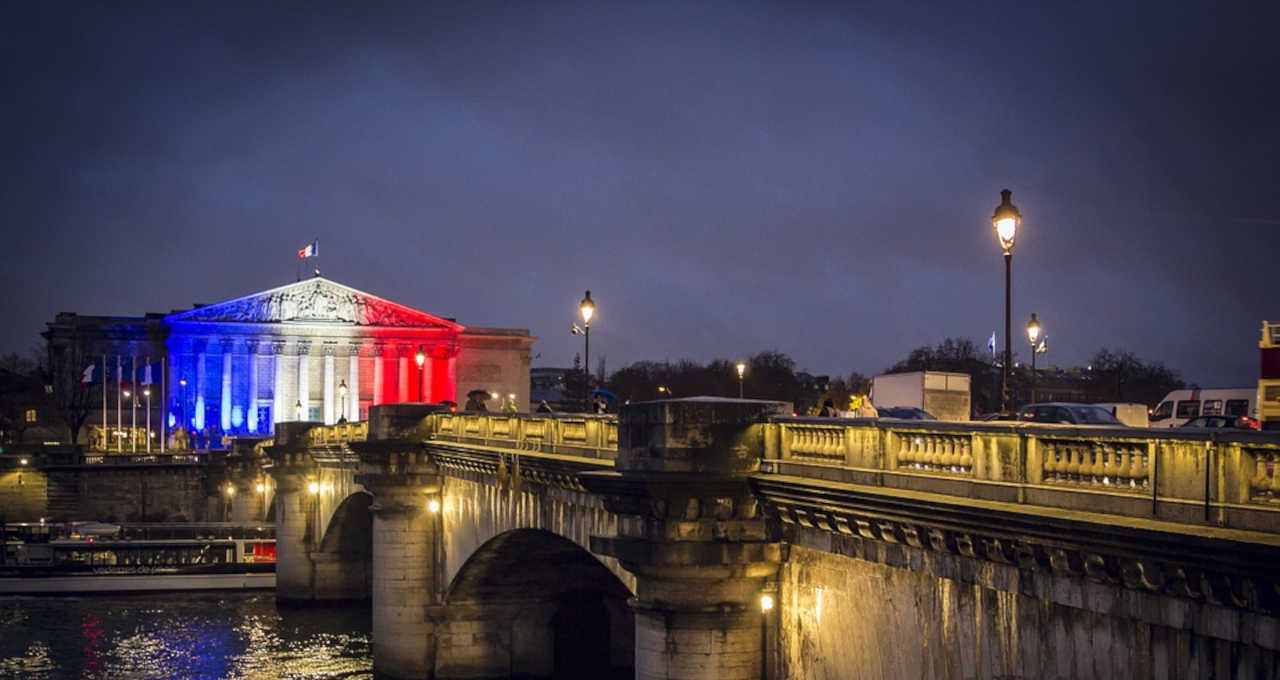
left=763, top=417, right=1280, bottom=533
left=306, top=421, right=368, bottom=447
left=41, top=451, right=227, bottom=466
left=430, top=412, right=617, bottom=460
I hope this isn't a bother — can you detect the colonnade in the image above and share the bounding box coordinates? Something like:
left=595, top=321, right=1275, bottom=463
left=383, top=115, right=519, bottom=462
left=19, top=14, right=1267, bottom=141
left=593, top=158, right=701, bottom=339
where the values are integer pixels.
left=169, top=337, right=458, bottom=432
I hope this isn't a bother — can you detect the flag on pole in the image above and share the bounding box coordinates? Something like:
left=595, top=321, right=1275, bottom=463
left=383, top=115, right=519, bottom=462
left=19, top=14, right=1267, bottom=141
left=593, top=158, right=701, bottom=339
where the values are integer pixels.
left=987, top=332, right=997, bottom=357
left=143, top=364, right=153, bottom=385
left=81, top=364, right=95, bottom=385
left=298, top=240, right=318, bottom=259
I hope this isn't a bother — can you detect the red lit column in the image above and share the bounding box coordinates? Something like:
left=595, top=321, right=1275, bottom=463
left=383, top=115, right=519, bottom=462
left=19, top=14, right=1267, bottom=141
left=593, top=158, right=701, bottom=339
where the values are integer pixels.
left=372, top=344, right=385, bottom=406
left=397, top=345, right=410, bottom=403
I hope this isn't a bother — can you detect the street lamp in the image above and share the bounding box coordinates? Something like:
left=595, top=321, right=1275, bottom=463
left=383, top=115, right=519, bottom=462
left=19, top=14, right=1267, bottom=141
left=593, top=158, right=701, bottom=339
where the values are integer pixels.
left=992, top=188, right=1022, bottom=414
left=1026, top=313, right=1042, bottom=405
left=657, top=385, right=673, bottom=398
left=736, top=361, right=747, bottom=399
left=179, top=377, right=188, bottom=434
left=295, top=399, right=304, bottom=422
left=143, top=387, right=151, bottom=453
left=578, top=290, right=595, bottom=412
left=760, top=592, right=775, bottom=680
left=338, top=379, right=348, bottom=423
left=123, top=387, right=137, bottom=453
left=415, top=345, right=427, bottom=403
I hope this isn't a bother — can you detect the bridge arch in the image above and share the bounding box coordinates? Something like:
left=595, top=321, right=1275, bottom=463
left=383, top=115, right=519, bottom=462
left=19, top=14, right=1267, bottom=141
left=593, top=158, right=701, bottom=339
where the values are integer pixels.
left=436, top=528, right=633, bottom=679
left=312, top=490, right=373, bottom=600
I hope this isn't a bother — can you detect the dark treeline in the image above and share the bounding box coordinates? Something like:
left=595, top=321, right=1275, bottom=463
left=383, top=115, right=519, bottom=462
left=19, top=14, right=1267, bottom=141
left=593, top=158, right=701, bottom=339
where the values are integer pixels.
left=598, top=338, right=1186, bottom=416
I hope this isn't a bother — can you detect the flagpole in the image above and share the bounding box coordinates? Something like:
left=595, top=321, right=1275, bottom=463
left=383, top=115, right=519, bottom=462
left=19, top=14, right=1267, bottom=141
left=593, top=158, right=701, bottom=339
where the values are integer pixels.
left=101, top=354, right=107, bottom=451
left=160, top=354, right=167, bottom=453
left=131, top=355, right=137, bottom=453
left=145, top=356, right=152, bottom=453
left=116, top=355, right=123, bottom=453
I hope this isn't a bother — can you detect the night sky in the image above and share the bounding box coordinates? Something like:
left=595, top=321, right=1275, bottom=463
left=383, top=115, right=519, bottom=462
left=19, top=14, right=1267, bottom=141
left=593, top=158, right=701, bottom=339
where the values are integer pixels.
left=3, top=2, right=1277, bottom=387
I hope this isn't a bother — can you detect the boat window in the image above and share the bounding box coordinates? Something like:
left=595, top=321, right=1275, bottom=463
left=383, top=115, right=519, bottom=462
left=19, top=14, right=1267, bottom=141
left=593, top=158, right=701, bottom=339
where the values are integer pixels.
left=1175, top=400, right=1200, bottom=418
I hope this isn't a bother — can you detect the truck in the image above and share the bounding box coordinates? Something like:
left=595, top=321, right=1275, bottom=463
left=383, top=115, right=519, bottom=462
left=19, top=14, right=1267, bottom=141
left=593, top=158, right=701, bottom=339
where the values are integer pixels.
left=1260, top=320, right=1280, bottom=430
left=870, top=371, right=971, bottom=422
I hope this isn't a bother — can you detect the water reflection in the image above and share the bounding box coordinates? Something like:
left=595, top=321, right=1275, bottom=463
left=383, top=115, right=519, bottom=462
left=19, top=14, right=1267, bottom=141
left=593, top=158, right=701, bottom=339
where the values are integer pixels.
left=0, top=593, right=371, bottom=679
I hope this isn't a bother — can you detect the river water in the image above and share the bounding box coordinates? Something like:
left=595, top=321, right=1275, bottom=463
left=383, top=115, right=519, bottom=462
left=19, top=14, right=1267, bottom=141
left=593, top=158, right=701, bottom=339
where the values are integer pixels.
left=0, top=592, right=372, bottom=679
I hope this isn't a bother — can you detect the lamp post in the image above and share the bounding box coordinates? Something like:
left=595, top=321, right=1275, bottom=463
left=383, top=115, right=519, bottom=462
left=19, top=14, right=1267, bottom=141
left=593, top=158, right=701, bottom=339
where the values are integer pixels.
left=123, top=387, right=136, bottom=453
left=1026, top=313, right=1042, bottom=406
left=992, top=189, right=1022, bottom=414
left=760, top=591, right=775, bottom=680
left=736, top=361, right=746, bottom=399
left=415, top=345, right=427, bottom=403
left=578, top=290, right=595, bottom=412
left=179, top=377, right=188, bottom=436
left=337, top=379, right=348, bottom=423
left=143, top=387, right=152, bottom=453
left=295, top=399, right=304, bottom=422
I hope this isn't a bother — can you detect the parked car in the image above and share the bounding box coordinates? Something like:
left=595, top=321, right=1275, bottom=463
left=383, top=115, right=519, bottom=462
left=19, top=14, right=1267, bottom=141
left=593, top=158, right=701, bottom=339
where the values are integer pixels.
left=1180, top=415, right=1262, bottom=431
left=1017, top=403, right=1123, bottom=426
left=877, top=407, right=937, bottom=420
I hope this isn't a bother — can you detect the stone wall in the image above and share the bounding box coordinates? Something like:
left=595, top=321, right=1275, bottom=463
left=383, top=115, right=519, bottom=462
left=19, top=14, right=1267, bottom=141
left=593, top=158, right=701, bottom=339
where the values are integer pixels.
left=778, top=541, right=1280, bottom=679
left=0, top=466, right=222, bottom=522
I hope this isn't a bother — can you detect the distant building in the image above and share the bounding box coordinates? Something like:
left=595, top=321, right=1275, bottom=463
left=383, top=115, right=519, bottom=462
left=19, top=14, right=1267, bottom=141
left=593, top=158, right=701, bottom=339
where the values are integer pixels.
left=43, top=276, right=535, bottom=447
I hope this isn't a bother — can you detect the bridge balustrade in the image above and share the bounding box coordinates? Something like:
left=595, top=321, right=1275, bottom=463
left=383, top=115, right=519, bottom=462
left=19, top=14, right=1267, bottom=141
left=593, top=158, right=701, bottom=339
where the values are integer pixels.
left=431, top=412, right=617, bottom=460
left=764, top=417, right=1280, bottom=531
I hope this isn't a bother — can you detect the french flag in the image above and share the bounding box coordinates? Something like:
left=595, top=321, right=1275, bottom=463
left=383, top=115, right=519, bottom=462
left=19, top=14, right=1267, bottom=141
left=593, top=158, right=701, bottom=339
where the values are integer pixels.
left=298, top=241, right=318, bottom=259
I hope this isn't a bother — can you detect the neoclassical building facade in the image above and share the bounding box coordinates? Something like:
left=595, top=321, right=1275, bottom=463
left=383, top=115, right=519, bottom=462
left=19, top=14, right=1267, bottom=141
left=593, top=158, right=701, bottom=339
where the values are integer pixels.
left=45, top=276, right=534, bottom=444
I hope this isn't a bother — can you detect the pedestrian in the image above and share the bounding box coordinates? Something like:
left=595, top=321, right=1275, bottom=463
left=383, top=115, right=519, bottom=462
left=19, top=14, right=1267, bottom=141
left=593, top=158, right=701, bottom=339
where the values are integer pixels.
left=819, top=399, right=838, bottom=417
left=593, top=395, right=608, bottom=414
left=536, top=400, right=553, bottom=413
left=464, top=394, right=487, bottom=411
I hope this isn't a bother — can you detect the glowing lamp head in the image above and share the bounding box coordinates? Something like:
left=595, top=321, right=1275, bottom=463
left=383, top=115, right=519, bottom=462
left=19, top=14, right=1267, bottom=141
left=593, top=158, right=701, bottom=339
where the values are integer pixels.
left=760, top=593, right=775, bottom=612
left=295, top=400, right=304, bottom=420
left=122, top=389, right=131, bottom=398
left=415, top=345, right=426, bottom=368
left=579, top=290, right=595, bottom=325
left=658, top=385, right=668, bottom=395
left=225, top=484, right=235, bottom=496
left=307, top=481, right=320, bottom=495
left=428, top=499, right=440, bottom=513
left=142, top=388, right=150, bottom=397
left=19, top=458, right=28, bottom=466
left=255, top=483, right=265, bottom=493
left=991, top=188, right=1021, bottom=253
left=179, top=377, right=187, bottom=387
left=735, top=362, right=746, bottom=379
left=338, top=379, right=348, bottom=398
left=1026, top=313, right=1042, bottom=345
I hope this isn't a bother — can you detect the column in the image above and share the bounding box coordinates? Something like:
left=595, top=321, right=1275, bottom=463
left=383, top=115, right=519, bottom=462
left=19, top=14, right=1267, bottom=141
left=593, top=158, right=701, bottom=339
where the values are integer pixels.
left=195, top=347, right=207, bottom=431
left=348, top=344, right=361, bottom=421
left=432, top=347, right=459, bottom=405
left=372, top=344, right=385, bottom=406
left=397, top=346, right=409, bottom=403
left=220, top=340, right=233, bottom=432
left=323, top=344, right=336, bottom=425
left=272, top=342, right=287, bottom=425
left=583, top=399, right=787, bottom=680
left=247, top=341, right=260, bottom=433
left=420, top=350, right=433, bottom=403
left=297, top=342, right=311, bottom=421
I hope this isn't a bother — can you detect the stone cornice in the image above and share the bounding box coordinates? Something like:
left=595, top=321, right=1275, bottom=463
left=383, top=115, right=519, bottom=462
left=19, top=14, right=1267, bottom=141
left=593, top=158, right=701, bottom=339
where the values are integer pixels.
left=751, top=473, right=1280, bottom=615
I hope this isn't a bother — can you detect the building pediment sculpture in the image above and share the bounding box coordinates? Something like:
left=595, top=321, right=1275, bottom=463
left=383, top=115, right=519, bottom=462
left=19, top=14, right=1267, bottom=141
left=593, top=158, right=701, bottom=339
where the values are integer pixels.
left=166, top=278, right=463, bottom=329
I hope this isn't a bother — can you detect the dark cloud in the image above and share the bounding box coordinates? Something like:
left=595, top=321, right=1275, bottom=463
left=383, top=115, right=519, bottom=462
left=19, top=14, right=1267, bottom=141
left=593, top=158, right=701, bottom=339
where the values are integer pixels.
left=3, top=1, right=1277, bottom=386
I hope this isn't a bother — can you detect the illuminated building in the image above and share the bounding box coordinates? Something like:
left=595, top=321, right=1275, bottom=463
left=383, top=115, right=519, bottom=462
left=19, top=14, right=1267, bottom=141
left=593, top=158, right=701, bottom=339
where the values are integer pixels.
left=43, top=276, right=533, bottom=445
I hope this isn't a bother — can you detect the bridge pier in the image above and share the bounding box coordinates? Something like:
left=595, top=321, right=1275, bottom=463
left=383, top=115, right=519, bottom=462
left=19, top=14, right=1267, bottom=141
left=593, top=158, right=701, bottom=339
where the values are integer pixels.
left=356, top=443, right=443, bottom=680
left=272, top=473, right=317, bottom=602
left=586, top=398, right=790, bottom=680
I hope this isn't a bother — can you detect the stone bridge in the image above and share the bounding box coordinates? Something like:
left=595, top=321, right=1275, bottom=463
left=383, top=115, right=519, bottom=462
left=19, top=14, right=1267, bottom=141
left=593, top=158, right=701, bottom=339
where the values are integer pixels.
left=260, top=400, right=1280, bottom=680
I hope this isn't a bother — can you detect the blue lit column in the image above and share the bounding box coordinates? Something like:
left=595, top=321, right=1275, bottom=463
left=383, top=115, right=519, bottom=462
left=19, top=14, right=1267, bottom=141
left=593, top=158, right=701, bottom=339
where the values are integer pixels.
left=247, top=340, right=260, bottom=433
left=221, top=340, right=233, bottom=432
left=195, top=345, right=207, bottom=431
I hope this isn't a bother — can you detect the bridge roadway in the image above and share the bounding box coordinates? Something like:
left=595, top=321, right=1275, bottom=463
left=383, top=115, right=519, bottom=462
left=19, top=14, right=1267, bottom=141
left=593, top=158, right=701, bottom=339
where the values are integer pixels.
left=249, top=399, right=1280, bottom=680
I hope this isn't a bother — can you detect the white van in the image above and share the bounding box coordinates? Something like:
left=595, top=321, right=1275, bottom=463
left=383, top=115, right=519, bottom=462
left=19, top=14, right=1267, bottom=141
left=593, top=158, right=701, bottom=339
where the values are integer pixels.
left=1149, top=388, right=1256, bottom=428
left=1093, top=403, right=1149, bottom=428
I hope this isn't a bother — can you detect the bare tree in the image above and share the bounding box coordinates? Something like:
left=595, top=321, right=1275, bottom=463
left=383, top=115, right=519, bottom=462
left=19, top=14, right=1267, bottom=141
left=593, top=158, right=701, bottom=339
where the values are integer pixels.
left=45, top=332, right=98, bottom=445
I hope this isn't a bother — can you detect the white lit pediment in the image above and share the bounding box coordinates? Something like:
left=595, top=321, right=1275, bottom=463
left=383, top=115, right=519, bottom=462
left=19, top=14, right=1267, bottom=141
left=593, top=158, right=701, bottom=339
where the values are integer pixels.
left=165, top=277, right=462, bottom=330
